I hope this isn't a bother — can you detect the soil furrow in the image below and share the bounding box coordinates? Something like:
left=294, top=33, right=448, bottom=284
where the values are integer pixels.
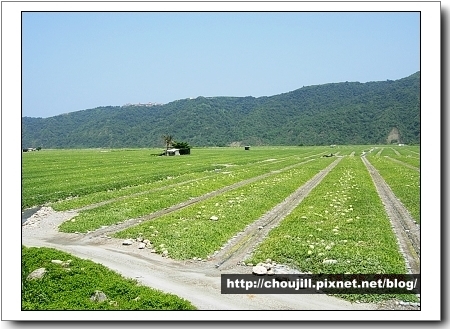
left=361, top=156, right=420, bottom=274
left=385, top=156, right=420, bottom=172
left=390, top=148, right=401, bottom=156
left=213, top=158, right=343, bottom=270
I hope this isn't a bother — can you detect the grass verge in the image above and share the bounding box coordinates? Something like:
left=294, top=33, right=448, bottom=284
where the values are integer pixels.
left=22, top=246, right=196, bottom=310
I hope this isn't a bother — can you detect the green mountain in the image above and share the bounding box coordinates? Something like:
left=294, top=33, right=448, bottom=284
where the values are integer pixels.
left=22, top=72, right=420, bottom=148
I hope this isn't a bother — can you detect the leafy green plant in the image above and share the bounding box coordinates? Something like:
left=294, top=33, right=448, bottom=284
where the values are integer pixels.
left=22, top=246, right=196, bottom=310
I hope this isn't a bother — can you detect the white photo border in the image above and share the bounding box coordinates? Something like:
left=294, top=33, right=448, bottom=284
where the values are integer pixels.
left=1, top=0, right=441, bottom=322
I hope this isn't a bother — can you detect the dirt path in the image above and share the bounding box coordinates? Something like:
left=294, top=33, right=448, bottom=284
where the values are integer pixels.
left=385, top=156, right=420, bottom=172
left=361, top=156, right=420, bottom=274
left=213, top=158, right=342, bottom=269
left=390, top=148, right=401, bottom=156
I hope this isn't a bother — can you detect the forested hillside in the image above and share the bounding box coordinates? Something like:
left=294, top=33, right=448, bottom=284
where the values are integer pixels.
left=22, top=72, right=420, bottom=148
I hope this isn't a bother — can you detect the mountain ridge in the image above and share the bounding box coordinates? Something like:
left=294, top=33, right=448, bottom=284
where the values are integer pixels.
left=22, top=71, right=420, bottom=148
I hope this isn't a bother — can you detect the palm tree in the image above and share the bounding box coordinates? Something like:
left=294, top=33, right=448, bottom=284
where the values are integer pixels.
left=162, top=134, right=173, bottom=155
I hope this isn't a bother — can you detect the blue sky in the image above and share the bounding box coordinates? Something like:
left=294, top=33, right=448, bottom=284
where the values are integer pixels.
left=22, top=12, right=420, bottom=118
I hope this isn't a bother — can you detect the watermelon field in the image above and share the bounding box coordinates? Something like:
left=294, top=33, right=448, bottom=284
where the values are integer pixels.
left=22, top=145, right=421, bottom=308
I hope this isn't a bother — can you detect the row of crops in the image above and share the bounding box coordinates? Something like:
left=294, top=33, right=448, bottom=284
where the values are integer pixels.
left=22, top=147, right=324, bottom=209
left=248, top=156, right=407, bottom=274
left=113, top=157, right=337, bottom=259
left=22, top=146, right=420, bottom=279
left=365, top=148, right=420, bottom=223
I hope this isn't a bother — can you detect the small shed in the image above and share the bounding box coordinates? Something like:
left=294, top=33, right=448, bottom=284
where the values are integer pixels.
left=244, top=146, right=250, bottom=151
left=165, top=148, right=180, bottom=156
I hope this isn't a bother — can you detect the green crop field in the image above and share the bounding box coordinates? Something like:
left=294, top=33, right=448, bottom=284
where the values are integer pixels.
left=22, top=147, right=323, bottom=210
left=22, top=146, right=421, bottom=306
left=22, top=145, right=421, bottom=241
left=113, top=156, right=336, bottom=259
left=244, top=155, right=418, bottom=303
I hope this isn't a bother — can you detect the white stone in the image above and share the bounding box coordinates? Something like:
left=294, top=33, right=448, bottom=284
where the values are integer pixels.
left=90, top=290, right=108, bottom=303
left=252, top=265, right=268, bottom=275
left=263, top=263, right=272, bottom=270
left=27, top=268, right=46, bottom=280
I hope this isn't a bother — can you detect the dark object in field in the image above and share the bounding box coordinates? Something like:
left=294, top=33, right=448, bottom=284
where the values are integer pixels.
left=23, top=147, right=41, bottom=152
left=322, top=153, right=334, bottom=158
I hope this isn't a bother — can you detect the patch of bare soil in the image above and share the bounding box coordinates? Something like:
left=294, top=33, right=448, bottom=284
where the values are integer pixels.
left=386, top=128, right=400, bottom=144
left=361, top=156, right=420, bottom=274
